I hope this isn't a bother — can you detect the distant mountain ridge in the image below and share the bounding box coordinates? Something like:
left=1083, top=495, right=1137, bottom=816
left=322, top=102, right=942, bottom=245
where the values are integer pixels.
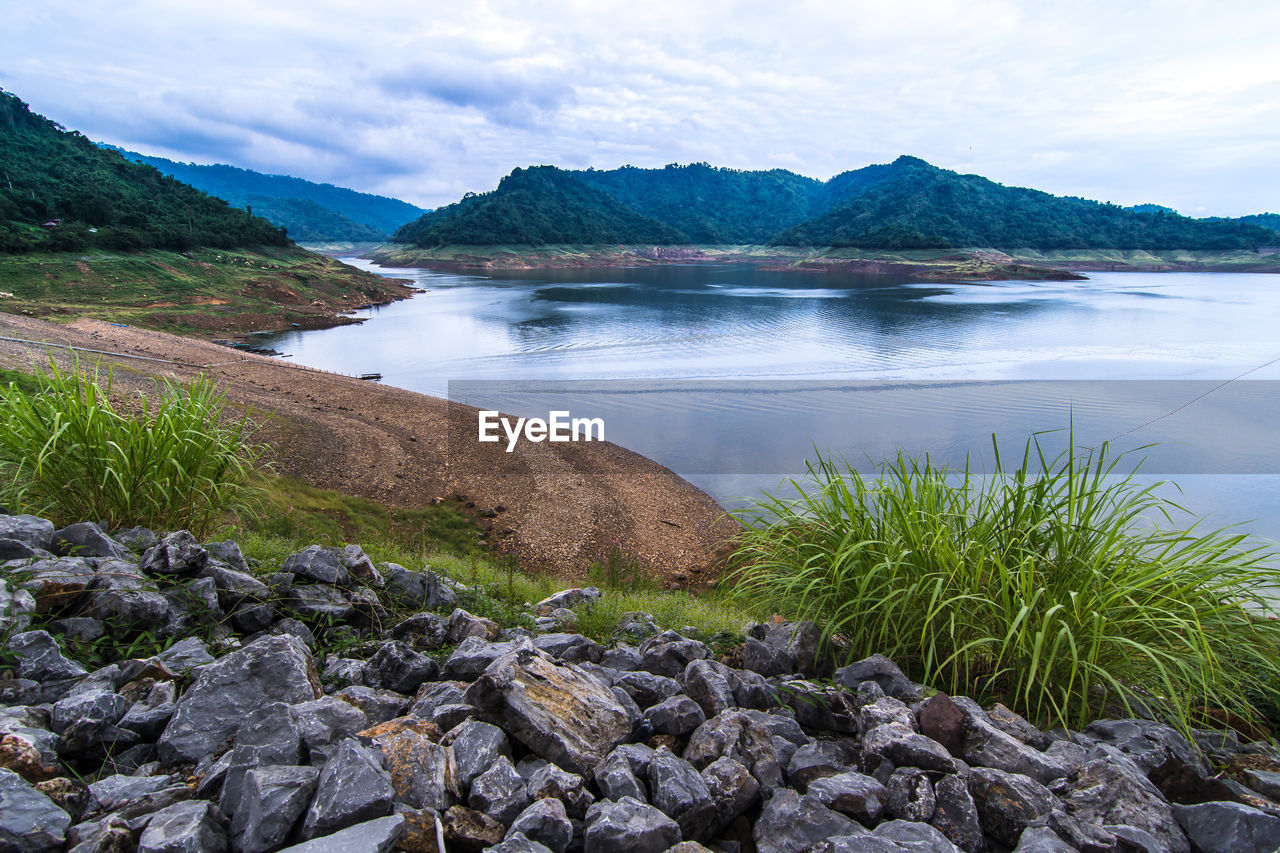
left=394, top=157, right=1275, bottom=252
left=111, top=149, right=427, bottom=242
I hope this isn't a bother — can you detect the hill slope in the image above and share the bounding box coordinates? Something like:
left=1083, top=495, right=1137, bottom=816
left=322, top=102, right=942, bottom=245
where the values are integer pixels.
left=1241, top=213, right=1280, bottom=236
left=115, top=149, right=426, bottom=240
left=0, top=91, right=287, bottom=253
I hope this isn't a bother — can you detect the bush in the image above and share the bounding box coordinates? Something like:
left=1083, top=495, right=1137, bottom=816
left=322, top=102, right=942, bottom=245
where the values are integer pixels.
left=0, top=358, right=264, bottom=537
left=727, top=436, right=1280, bottom=731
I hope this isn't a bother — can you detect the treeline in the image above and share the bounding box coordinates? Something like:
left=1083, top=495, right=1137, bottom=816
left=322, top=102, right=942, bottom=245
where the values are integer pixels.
left=0, top=91, right=288, bottom=254
left=394, top=155, right=1277, bottom=251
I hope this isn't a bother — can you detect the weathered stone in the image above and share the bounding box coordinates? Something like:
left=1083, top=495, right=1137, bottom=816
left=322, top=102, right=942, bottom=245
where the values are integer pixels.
left=365, top=641, right=440, bottom=694
left=1058, top=756, right=1189, bottom=853
left=136, top=800, right=227, bottom=853
left=645, top=695, right=707, bottom=737
left=87, top=772, right=182, bottom=814
left=282, top=545, right=349, bottom=585
left=442, top=805, right=504, bottom=852
left=638, top=631, right=711, bottom=681
left=873, top=820, right=961, bottom=852
left=300, top=738, right=394, bottom=839
left=594, top=744, right=653, bottom=803
left=0, top=766, right=70, bottom=851
left=805, top=771, right=890, bottom=824
left=443, top=637, right=530, bottom=681
left=930, top=773, right=984, bottom=853
left=227, top=764, right=318, bottom=853
left=427, top=703, right=478, bottom=732
left=858, top=696, right=916, bottom=735
left=0, top=539, right=47, bottom=561
left=64, top=812, right=135, bottom=852
left=337, top=544, right=380, bottom=585
left=157, top=634, right=320, bottom=766
left=599, top=645, right=641, bottom=672
left=1171, top=801, right=1280, bottom=853
left=682, top=660, right=737, bottom=720
left=526, top=763, right=595, bottom=820
left=50, top=523, right=131, bottom=559
left=51, top=669, right=128, bottom=750
left=917, top=694, right=966, bottom=757
left=276, top=815, right=404, bottom=852
left=834, top=654, right=918, bottom=700
left=391, top=805, right=443, bottom=853
left=491, top=832, right=554, bottom=853
left=288, top=584, right=356, bottom=622
left=862, top=723, right=956, bottom=774
left=410, top=681, right=469, bottom=718
left=1010, top=826, right=1074, bottom=852
left=584, top=796, right=681, bottom=853
left=447, top=608, right=500, bottom=643
left=0, top=514, right=55, bottom=549
left=754, top=789, right=862, bottom=853
left=468, top=755, right=529, bottom=826
left=16, top=557, right=97, bottom=611
left=701, top=756, right=759, bottom=839
left=684, top=709, right=784, bottom=791
left=0, top=706, right=60, bottom=783
left=533, top=633, right=603, bottom=665
left=1083, top=718, right=1208, bottom=776
left=886, top=767, right=936, bottom=822
left=463, top=646, right=631, bottom=778
left=364, top=717, right=459, bottom=811
left=781, top=680, right=858, bottom=734
left=742, top=636, right=793, bottom=678
left=1242, top=767, right=1280, bottom=801
left=7, top=630, right=87, bottom=681
left=647, top=746, right=715, bottom=841
left=0, top=578, right=37, bottom=634
left=82, top=577, right=173, bottom=632
left=197, top=561, right=270, bottom=609
left=508, top=798, right=572, bottom=853
left=535, top=588, right=600, bottom=616
left=732, top=670, right=780, bottom=710
left=154, top=637, right=214, bottom=673
left=965, top=767, right=1057, bottom=849
left=442, top=719, right=509, bottom=791
left=114, top=526, right=159, bottom=551
left=218, top=702, right=305, bottom=816
left=745, top=621, right=831, bottom=679
left=140, top=531, right=208, bottom=576
left=381, top=564, right=456, bottom=612
left=388, top=612, right=450, bottom=650
left=335, top=685, right=411, bottom=725
left=786, top=740, right=858, bottom=791
left=613, top=670, right=683, bottom=710
left=614, top=612, right=661, bottom=644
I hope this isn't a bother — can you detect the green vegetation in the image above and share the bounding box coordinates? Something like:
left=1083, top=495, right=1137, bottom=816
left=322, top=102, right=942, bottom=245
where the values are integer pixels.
left=396, top=156, right=1276, bottom=252
left=0, top=359, right=263, bottom=537
left=727, top=439, right=1280, bottom=732
left=0, top=91, right=288, bottom=253
left=112, top=147, right=426, bottom=241
left=1241, top=213, right=1280, bottom=236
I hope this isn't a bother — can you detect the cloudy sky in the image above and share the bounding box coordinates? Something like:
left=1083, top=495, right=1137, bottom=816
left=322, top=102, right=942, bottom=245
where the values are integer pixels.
left=4, top=1, right=1277, bottom=216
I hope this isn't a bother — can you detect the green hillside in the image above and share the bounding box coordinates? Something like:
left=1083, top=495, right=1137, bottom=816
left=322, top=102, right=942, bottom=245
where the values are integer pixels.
left=0, top=91, right=288, bottom=253
left=115, top=149, right=426, bottom=240
left=1241, top=213, right=1280, bottom=235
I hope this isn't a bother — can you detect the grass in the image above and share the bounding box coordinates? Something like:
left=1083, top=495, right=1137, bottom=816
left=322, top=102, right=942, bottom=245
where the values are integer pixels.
left=0, top=358, right=263, bottom=537
left=727, top=435, right=1280, bottom=732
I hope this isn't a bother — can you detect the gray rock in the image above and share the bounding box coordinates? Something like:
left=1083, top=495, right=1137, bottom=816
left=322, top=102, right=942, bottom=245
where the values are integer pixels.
left=387, top=612, right=450, bottom=650
left=288, top=584, right=356, bottom=622
left=363, top=717, right=460, bottom=811
left=444, top=637, right=530, bottom=682
left=290, top=696, right=369, bottom=766
left=380, top=563, right=456, bottom=611
left=702, top=756, right=760, bottom=839
left=742, top=636, right=793, bottom=678
left=584, top=796, right=681, bottom=853
left=527, top=764, right=595, bottom=820
left=198, top=561, right=270, bottom=608
left=0, top=539, right=47, bottom=561
left=137, top=799, right=227, bottom=852
left=114, top=526, right=159, bottom=551
left=469, top=755, right=529, bottom=826
left=985, top=705, right=1050, bottom=750
left=732, top=669, right=780, bottom=710
left=862, top=723, right=956, bottom=774
left=50, top=671, right=129, bottom=753
left=0, top=706, right=60, bottom=783
left=1083, top=718, right=1209, bottom=776
left=50, top=522, right=131, bottom=559
left=645, top=695, right=707, bottom=737
left=647, top=746, right=715, bottom=840
left=508, top=798, right=573, bottom=853
left=448, top=608, right=500, bottom=643
left=47, top=615, right=103, bottom=642
left=614, top=611, right=661, bottom=644
left=364, top=641, right=440, bottom=694
left=15, top=557, right=97, bottom=611
left=333, top=686, right=409, bottom=725
left=0, top=579, right=36, bottom=633
left=930, top=773, right=984, bottom=853
left=157, top=634, right=320, bottom=765
left=1058, top=756, right=1189, bottom=853
left=140, top=531, right=208, bottom=576
left=599, top=645, right=641, bottom=672
left=779, top=680, right=858, bottom=734
left=300, top=738, right=394, bottom=839
left=0, top=767, right=70, bottom=851
left=443, top=719, right=510, bottom=791
left=533, top=633, right=604, bottom=665
left=745, top=621, right=830, bottom=679
left=684, top=709, right=784, bottom=791
left=410, top=680, right=469, bottom=718
left=87, top=772, right=181, bottom=813
left=492, top=832, right=555, bottom=853
left=786, top=739, right=858, bottom=791
left=858, top=696, right=917, bottom=735
left=82, top=576, right=173, bottom=631
left=872, top=820, right=961, bottom=852
left=338, top=544, right=380, bottom=585
left=218, top=702, right=305, bottom=815
left=463, top=646, right=631, bottom=778
left=595, top=743, right=653, bottom=803
left=754, top=789, right=862, bottom=853
left=887, top=768, right=936, bottom=822
left=443, top=804, right=506, bottom=850
left=228, top=765, right=319, bottom=853
left=65, top=813, right=134, bottom=852
left=682, top=660, right=737, bottom=719
left=535, top=587, right=600, bottom=615
left=638, top=631, right=711, bottom=680
left=1012, top=826, right=1075, bottom=852
left=153, top=637, right=214, bottom=673
left=834, top=654, right=917, bottom=700
left=276, top=815, right=404, bottom=852
left=428, top=702, right=479, bottom=731
left=203, top=541, right=249, bottom=572
left=0, top=514, right=55, bottom=549
left=948, top=697, right=1068, bottom=785
left=965, top=767, right=1057, bottom=849
left=1242, top=767, right=1280, bottom=801
left=7, top=630, right=87, bottom=681
left=806, top=770, right=890, bottom=824
left=282, top=545, right=349, bottom=585
left=613, top=670, right=683, bottom=710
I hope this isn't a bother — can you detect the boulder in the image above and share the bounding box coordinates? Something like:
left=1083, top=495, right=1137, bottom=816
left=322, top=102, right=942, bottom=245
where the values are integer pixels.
left=155, top=637, right=215, bottom=673
left=447, top=608, right=500, bottom=643
left=1012, top=826, right=1075, bottom=852
left=1172, top=801, right=1280, bottom=853
left=140, top=531, right=208, bottom=576
left=638, top=631, right=711, bottom=680
left=583, top=796, right=681, bottom=853
left=805, top=771, right=890, bottom=824
left=684, top=709, right=784, bottom=791
left=873, top=820, right=962, bottom=852
left=387, top=612, right=450, bottom=650
left=276, top=815, right=405, bottom=852
left=746, top=620, right=831, bottom=679
left=86, top=772, right=185, bottom=815
left=702, top=756, right=760, bottom=838
left=886, top=767, right=936, bottom=822
left=157, top=634, right=321, bottom=765
left=441, top=719, right=509, bottom=792
left=229, top=764, right=319, bottom=853
left=613, top=670, right=683, bottom=710
left=364, top=641, right=440, bottom=694
left=861, top=723, right=956, bottom=774
left=288, top=584, right=356, bottom=622
left=114, top=526, right=159, bottom=551
left=0, top=579, right=36, bottom=634
left=682, top=660, right=737, bottom=719
left=535, top=587, right=600, bottom=615
left=600, top=645, right=641, bottom=672
left=508, top=797, right=572, bottom=853
left=594, top=744, right=653, bottom=803
left=338, top=544, right=381, bottom=585
left=834, top=654, right=917, bottom=700
left=218, top=703, right=305, bottom=816
left=1058, top=756, right=1189, bottom=853
left=442, top=805, right=505, bottom=851
left=786, top=739, right=858, bottom=791
left=7, top=630, right=87, bottom=681
left=282, top=545, right=349, bottom=585
left=16, top=557, right=97, bottom=611
left=292, top=696, right=370, bottom=767
left=0, top=514, right=55, bottom=549
left=645, top=695, right=707, bottom=737
left=136, top=799, right=227, bottom=853
left=526, top=763, right=596, bottom=820
left=754, top=789, right=862, bottom=853
left=0, top=767, right=71, bottom=852
left=381, top=564, right=457, bottom=611
left=334, top=686, right=410, bottom=725
left=463, top=646, right=631, bottom=778
left=468, top=755, right=529, bottom=826
left=363, top=717, right=459, bottom=811
left=48, top=523, right=129, bottom=560
left=0, top=707, right=60, bottom=783
left=917, top=694, right=967, bottom=757
left=930, top=773, right=984, bottom=853
left=646, top=746, right=716, bottom=841
left=443, top=637, right=530, bottom=682
left=300, top=738, right=394, bottom=840
left=532, top=633, right=604, bottom=665
left=204, top=540, right=250, bottom=572
left=965, top=767, right=1057, bottom=849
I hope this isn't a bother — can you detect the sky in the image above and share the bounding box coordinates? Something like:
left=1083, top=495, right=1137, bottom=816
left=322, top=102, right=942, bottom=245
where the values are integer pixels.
left=3, top=0, right=1277, bottom=216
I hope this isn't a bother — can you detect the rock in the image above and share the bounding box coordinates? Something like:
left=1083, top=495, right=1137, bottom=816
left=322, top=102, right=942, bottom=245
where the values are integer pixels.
left=0, top=579, right=37, bottom=633
left=917, top=694, right=967, bottom=757
left=406, top=680, right=464, bottom=717
left=50, top=523, right=131, bottom=559
left=858, top=697, right=917, bottom=735
left=300, top=738, right=394, bottom=839
left=873, top=820, right=961, bottom=852
left=781, top=680, right=858, bottom=734
left=533, top=633, right=604, bottom=665
left=64, top=813, right=135, bottom=852
left=1172, top=801, right=1280, bottom=853
left=155, top=637, right=214, bottom=673
left=745, top=621, right=831, bottom=679
left=861, top=723, right=956, bottom=774
left=198, top=561, right=270, bottom=609
left=364, top=641, right=440, bottom=694
left=427, top=703, right=478, bottom=731
left=965, top=767, right=1057, bottom=849
left=930, top=773, right=984, bottom=853
left=50, top=669, right=129, bottom=751
left=288, top=584, right=356, bottom=622
left=282, top=545, right=349, bottom=585
left=335, top=686, right=410, bottom=725
left=682, top=660, right=737, bottom=720
left=805, top=771, right=890, bottom=824
left=508, top=798, right=573, bottom=853
left=157, top=634, right=320, bottom=765
left=599, top=645, right=641, bottom=672
left=276, top=815, right=405, bottom=852
left=442, top=805, right=505, bottom=851
left=584, top=796, right=681, bottom=853
left=0, top=767, right=70, bottom=851
left=337, top=544, right=380, bottom=585
left=388, top=612, right=450, bottom=650
left=228, top=765, right=318, bottom=853
left=733, top=670, right=780, bottom=710
left=292, top=697, right=370, bottom=766
left=962, top=717, right=1070, bottom=785
left=381, top=564, right=456, bottom=611
left=464, top=646, right=631, bottom=778
left=638, top=631, right=711, bottom=680
left=136, top=800, right=227, bottom=852
left=985, top=705, right=1050, bottom=750
left=1058, top=756, right=1189, bottom=853
left=786, top=740, right=858, bottom=791
left=363, top=717, right=459, bottom=811
left=7, top=630, right=87, bottom=681
left=490, top=833, right=554, bottom=853
left=87, top=772, right=181, bottom=813
left=444, top=637, right=531, bottom=682
left=684, top=709, right=784, bottom=791
left=647, top=746, right=715, bottom=840
left=1242, top=768, right=1280, bottom=801
left=535, top=588, right=600, bottom=616
left=82, top=574, right=173, bottom=632
left=440, top=719, right=509, bottom=792
left=886, top=768, right=936, bottom=822
left=614, top=612, right=661, bottom=644
left=835, top=655, right=918, bottom=700
left=0, top=514, right=55, bottom=550
left=702, top=756, right=759, bottom=839
left=140, top=531, right=208, bottom=576
left=468, top=755, right=529, bottom=825
left=218, top=702, right=305, bottom=816
left=0, top=539, right=47, bottom=561
left=0, top=706, right=60, bottom=783
left=16, top=557, right=97, bottom=611
left=613, top=671, right=683, bottom=710
left=742, top=636, right=793, bottom=678
left=594, top=744, right=653, bottom=803
left=645, top=695, right=707, bottom=737
left=1012, top=826, right=1074, bottom=852
left=1083, top=718, right=1208, bottom=776
left=754, top=789, right=862, bottom=853
left=526, top=764, right=595, bottom=821
left=114, top=526, right=159, bottom=551
left=448, top=608, right=500, bottom=643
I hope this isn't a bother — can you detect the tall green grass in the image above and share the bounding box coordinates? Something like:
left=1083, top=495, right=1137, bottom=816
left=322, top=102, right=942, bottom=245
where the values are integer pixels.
left=0, top=358, right=263, bottom=537
left=727, top=436, right=1280, bottom=731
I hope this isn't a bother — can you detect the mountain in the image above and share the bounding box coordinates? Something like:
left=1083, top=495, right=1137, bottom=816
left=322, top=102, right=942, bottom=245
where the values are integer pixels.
left=395, top=156, right=1276, bottom=252
left=0, top=91, right=288, bottom=253
left=1241, top=213, right=1280, bottom=236
left=113, top=149, right=426, bottom=241
left=393, top=165, right=684, bottom=246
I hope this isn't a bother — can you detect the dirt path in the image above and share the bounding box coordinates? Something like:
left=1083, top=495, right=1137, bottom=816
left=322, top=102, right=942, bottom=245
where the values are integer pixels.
left=0, top=313, right=737, bottom=585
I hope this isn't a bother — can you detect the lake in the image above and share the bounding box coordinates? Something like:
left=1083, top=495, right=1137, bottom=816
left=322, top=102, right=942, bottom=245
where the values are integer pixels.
left=263, top=260, right=1280, bottom=546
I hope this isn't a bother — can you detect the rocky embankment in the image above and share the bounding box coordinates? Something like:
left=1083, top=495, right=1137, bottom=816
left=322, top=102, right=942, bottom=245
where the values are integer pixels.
left=4, top=513, right=1280, bottom=852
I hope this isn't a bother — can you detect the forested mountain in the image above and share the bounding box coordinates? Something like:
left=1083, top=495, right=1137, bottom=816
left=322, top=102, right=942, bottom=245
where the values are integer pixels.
left=0, top=91, right=288, bottom=253
left=1241, top=213, right=1280, bottom=236
left=114, top=149, right=425, bottom=241
left=395, top=155, right=1276, bottom=251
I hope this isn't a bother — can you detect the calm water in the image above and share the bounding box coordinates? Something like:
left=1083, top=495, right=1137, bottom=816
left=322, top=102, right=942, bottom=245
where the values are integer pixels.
left=263, top=260, right=1280, bottom=545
